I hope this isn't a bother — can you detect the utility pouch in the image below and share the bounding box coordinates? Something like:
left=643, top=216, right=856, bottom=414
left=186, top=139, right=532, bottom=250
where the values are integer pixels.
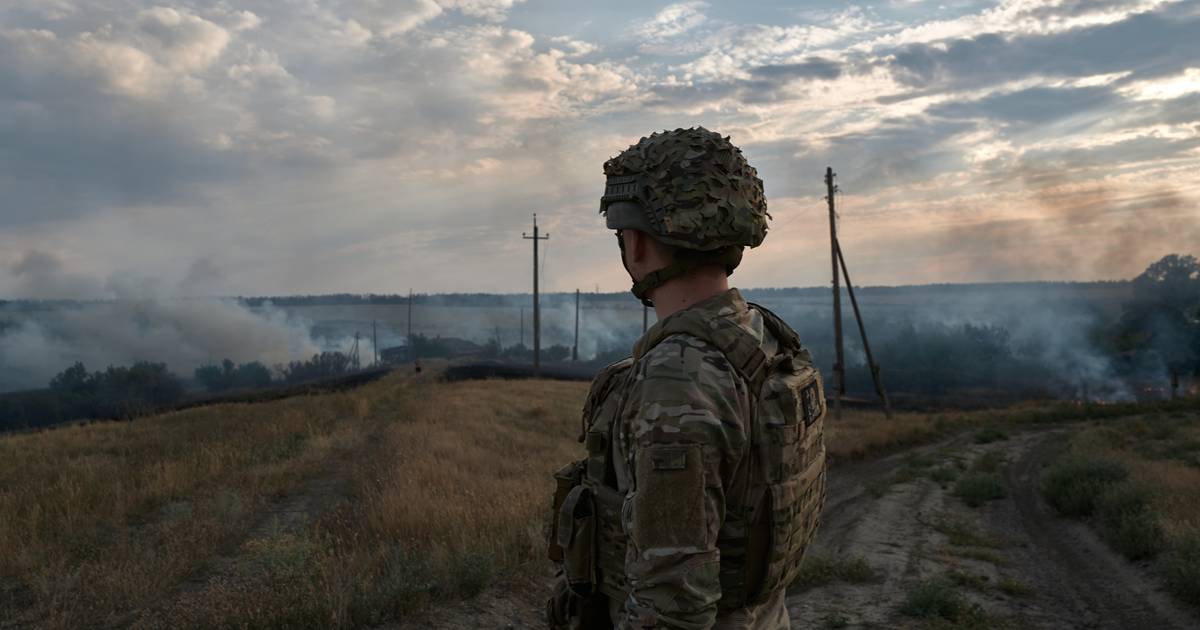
left=548, top=460, right=585, bottom=563
left=557, top=485, right=598, bottom=596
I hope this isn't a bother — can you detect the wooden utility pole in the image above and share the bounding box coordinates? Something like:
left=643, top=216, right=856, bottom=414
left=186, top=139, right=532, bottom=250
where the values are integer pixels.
left=523, top=214, right=549, bottom=376
left=351, top=332, right=361, bottom=370
left=407, top=289, right=414, bottom=362
left=826, top=167, right=845, bottom=420
left=825, top=167, right=892, bottom=419
left=573, top=289, right=580, bottom=361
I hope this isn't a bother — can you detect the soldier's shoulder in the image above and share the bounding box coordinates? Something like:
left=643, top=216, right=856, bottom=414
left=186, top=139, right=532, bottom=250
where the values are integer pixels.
left=628, top=333, right=748, bottom=445
left=634, top=332, right=744, bottom=406
left=584, top=356, right=634, bottom=409
left=639, top=332, right=733, bottom=374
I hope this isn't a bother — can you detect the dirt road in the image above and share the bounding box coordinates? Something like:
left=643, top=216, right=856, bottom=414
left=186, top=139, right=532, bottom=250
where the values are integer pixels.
left=788, top=429, right=1198, bottom=629
left=405, top=426, right=1199, bottom=629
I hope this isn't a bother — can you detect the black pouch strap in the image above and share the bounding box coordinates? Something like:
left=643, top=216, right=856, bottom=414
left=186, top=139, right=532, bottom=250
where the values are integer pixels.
left=557, top=485, right=591, bottom=549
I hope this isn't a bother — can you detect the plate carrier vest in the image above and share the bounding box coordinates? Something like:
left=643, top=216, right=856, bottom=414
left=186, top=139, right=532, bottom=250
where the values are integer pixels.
left=549, top=302, right=827, bottom=612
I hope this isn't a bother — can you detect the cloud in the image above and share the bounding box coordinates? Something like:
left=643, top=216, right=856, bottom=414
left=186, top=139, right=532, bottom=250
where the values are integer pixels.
left=883, top=3, right=1200, bottom=91
left=929, top=85, right=1121, bottom=126
left=0, top=0, right=1198, bottom=298
left=636, top=1, right=709, bottom=41
left=438, top=0, right=527, bottom=22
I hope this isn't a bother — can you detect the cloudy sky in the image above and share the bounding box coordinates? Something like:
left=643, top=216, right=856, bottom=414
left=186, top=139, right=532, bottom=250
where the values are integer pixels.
left=1, top=0, right=1198, bottom=298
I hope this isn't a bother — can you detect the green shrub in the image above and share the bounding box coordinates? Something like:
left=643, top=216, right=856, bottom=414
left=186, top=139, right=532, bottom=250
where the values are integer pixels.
left=902, top=577, right=964, bottom=618
left=955, top=473, right=1006, bottom=507
left=997, top=577, right=1032, bottom=597
left=929, top=465, right=960, bottom=484
left=971, top=451, right=1006, bottom=473
left=1041, top=454, right=1128, bottom=517
left=1104, top=510, right=1164, bottom=560
left=1094, top=481, right=1164, bottom=560
left=352, top=547, right=436, bottom=624
left=1164, top=534, right=1200, bottom=606
left=902, top=577, right=995, bottom=628
left=451, top=551, right=493, bottom=598
left=946, top=569, right=989, bottom=591
left=931, top=517, right=1003, bottom=548
left=793, top=554, right=879, bottom=591
left=974, top=428, right=1008, bottom=444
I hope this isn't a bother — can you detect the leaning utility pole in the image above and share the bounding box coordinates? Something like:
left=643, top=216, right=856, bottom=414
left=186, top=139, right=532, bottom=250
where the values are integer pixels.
left=825, top=167, right=892, bottom=419
left=573, top=289, right=580, bottom=361
left=523, top=214, right=549, bottom=376
left=826, top=167, right=845, bottom=420
left=837, top=241, right=893, bottom=419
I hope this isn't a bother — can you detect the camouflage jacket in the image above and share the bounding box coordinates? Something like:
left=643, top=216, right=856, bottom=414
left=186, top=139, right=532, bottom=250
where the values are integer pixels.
left=599, top=289, right=794, bottom=629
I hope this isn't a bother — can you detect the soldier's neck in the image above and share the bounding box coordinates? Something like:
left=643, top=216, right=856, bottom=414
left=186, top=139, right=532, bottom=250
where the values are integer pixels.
left=649, top=268, right=729, bottom=321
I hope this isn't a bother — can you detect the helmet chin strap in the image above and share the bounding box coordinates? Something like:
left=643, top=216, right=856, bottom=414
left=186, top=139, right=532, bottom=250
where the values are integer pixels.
left=616, top=231, right=655, bottom=307
left=621, top=239, right=744, bottom=309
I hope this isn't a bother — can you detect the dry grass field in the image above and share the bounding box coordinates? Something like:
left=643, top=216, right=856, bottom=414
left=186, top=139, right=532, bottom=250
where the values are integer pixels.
left=0, top=367, right=583, bottom=628
left=2, top=366, right=1198, bottom=628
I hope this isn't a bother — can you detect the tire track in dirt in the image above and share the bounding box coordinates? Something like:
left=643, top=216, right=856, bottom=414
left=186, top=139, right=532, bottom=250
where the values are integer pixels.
left=786, top=435, right=970, bottom=627
left=989, top=431, right=1196, bottom=629
left=787, top=428, right=1200, bottom=629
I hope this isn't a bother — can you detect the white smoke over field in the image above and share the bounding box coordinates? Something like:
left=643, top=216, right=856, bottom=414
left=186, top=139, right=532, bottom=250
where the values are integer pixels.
left=0, top=252, right=323, bottom=392
left=0, top=297, right=321, bottom=392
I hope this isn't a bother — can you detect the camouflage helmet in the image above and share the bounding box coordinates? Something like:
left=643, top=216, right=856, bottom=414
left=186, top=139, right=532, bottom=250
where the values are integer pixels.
left=601, top=127, right=769, bottom=305
left=600, top=127, right=769, bottom=251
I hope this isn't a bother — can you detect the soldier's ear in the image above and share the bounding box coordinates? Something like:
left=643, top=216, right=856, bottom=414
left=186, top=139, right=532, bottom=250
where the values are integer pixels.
left=624, top=229, right=650, bottom=267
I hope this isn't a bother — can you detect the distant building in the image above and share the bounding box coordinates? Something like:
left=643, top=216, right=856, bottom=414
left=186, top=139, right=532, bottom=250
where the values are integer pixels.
left=380, top=346, right=410, bottom=364
left=379, top=336, right=483, bottom=364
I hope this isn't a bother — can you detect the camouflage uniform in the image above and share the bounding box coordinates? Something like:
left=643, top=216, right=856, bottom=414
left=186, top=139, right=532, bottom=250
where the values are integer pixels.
left=547, top=128, right=826, bottom=630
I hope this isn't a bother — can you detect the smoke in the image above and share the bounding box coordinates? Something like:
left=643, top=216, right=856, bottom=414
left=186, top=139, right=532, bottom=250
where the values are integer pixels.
left=0, top=252, right=322, bottom=392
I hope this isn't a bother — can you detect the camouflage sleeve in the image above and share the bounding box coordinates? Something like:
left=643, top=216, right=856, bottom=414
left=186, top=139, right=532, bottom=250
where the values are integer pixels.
left=617, top=333, right=750, bottom=630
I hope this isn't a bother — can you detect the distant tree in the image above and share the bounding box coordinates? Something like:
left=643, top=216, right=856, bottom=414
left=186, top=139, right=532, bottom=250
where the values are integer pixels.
left=280, top=352, right=353, bottom=384
left=501, top=343, right=532, bottom=361
left=49, top=361, right=90, bottom=395
left=1116, top=254, right=1200, bottom=382
left=1133, top=254, right=1200, bottom=313
left=196, top=359, right=274, bottom=392
left=409, top=334, right=452, bottom=358
left=544, top=344, right=570, bottom=362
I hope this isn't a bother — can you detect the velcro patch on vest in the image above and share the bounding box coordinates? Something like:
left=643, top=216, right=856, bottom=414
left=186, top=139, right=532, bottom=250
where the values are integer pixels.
left=649, top=446, right=688, bottom=470
left=632, top=444, right=707, bottom=550
left=800, top=381, right=821, bottom=427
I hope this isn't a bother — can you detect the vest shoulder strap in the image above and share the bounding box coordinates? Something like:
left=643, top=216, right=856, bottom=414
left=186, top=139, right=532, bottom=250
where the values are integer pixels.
left=640, top=304, right=798, bottom=394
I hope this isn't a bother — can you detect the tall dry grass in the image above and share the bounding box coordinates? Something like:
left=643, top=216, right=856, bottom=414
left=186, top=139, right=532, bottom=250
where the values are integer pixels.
left=153, top=377, right=587, bottom=628
left=0, top=369, right=423, bottom=629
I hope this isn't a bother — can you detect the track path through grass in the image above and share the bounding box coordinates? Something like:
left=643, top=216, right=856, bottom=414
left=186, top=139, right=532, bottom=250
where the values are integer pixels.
left=787, top=428, right=1199, bottom=629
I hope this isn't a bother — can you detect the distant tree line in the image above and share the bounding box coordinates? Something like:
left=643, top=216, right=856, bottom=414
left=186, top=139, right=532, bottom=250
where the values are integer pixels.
left=0, top=351, right=368, bottom=431
left=0, top=362, right=184, bottom=431
left=830, top=254, right=1200, bottom=400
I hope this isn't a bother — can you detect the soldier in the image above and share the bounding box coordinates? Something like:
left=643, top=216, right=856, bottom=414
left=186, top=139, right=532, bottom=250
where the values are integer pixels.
left=547, top=127, right=828, bottom=629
